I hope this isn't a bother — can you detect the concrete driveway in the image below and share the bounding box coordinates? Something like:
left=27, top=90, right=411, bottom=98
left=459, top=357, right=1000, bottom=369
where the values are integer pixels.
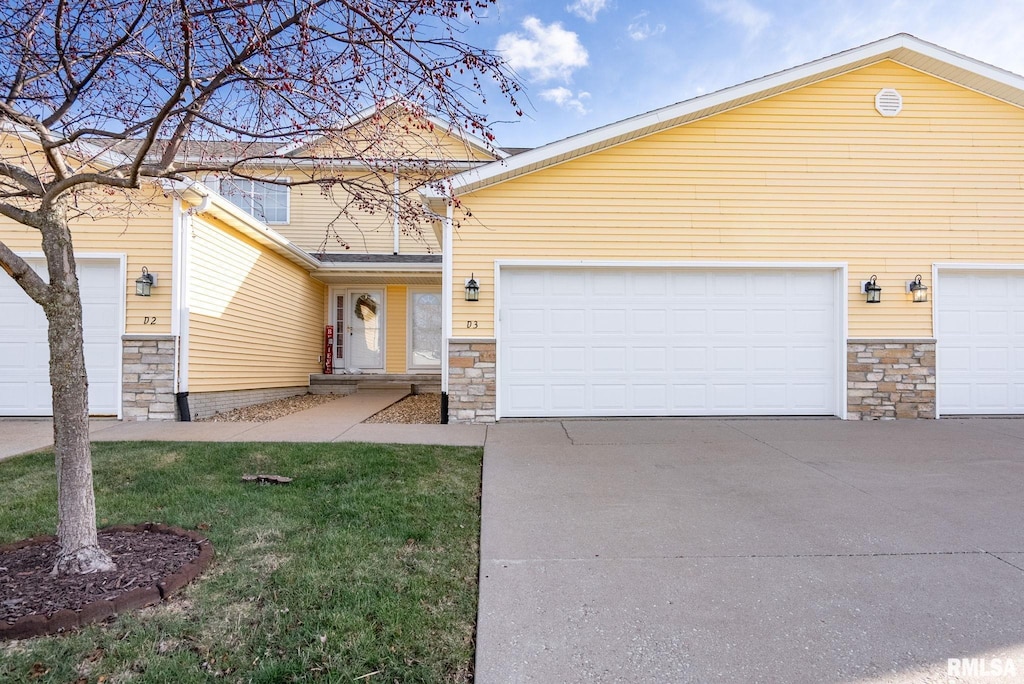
left=477, top=418, right=1024, bottom=683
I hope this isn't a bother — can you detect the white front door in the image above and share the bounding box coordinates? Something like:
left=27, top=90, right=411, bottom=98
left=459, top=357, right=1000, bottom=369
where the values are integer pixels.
left=333, top=288, right=384, bottom=371
left=498, top=267, right=839, bottom=418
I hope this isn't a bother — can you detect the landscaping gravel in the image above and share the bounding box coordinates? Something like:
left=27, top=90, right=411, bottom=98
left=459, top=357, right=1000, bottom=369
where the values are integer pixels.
left=197, top=393, right=339, bottom=423
left=364, top=393, right=442, bottom=424
left=195, top=392, right=443, bottom=424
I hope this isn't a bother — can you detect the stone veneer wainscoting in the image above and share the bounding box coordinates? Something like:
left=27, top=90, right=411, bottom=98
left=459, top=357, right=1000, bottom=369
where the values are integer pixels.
left=847, top=339, right=936, bottom=420
left=122, top=334, right=177, bottom=421
left=447, top=339, right=496, bottom=423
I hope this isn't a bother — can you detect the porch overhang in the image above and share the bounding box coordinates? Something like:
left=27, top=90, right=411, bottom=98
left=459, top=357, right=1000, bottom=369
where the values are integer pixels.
left=312, top=254, right=441, bottom=285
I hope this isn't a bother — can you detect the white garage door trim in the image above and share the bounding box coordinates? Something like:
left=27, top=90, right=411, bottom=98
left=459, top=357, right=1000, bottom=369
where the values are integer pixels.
left=934, top=263, right=1024, bottom=418
left=1, top=252, right=125, bottom=418
left=494, top=261, right=848, bottom=420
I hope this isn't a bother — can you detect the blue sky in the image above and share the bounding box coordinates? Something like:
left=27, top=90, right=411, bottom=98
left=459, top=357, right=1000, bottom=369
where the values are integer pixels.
left=470, top=0, right=1024, bottom=148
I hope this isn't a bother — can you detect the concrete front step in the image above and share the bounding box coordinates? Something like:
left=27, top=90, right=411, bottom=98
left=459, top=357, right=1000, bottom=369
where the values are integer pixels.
left=309, top=373, right=441, bottom=395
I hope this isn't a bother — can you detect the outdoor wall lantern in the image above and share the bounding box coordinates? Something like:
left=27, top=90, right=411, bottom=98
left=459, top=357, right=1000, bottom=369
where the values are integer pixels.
left=135, top=267, right=156, bottom=297
left=465, top=274, right=480, bottom=302
left=907, top=274, right=929, bottom=303
left=863, top=275, right=882, bottom=304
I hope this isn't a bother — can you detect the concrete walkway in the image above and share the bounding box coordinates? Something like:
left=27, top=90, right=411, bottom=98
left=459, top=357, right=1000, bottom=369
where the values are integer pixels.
left=476, top=418, right=1024, bottom=683
left=0, top=390, right=486, bottom=460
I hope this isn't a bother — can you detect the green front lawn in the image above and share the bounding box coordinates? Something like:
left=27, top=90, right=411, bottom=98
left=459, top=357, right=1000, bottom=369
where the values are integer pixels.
left=0, top=441, right=483, bottom=683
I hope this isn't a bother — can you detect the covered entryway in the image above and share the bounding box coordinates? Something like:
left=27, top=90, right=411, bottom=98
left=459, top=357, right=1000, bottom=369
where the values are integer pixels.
left=330, top=288, right=385, bottom=371
left=0, top=256, right=122, bottom=416
left=936, top=269, right=1024, bottom=415
left=498, top=266, right=842, bottom=418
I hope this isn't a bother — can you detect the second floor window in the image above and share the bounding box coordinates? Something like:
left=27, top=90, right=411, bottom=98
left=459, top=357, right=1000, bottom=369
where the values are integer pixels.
left=211, top=177, right=289, bottom=224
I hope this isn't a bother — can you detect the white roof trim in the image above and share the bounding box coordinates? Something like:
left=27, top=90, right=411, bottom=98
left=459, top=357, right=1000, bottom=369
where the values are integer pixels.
left=274, top=98, right=506, bottom=160
left=423, top=113, right=509, bottom=160
left=423, top=33, right=1024, bottom=199
left=315, top=262, right=442, bottom=273
left=168, top=179, right=321, bottom=270
left=172, top=156, right=485, bottom=172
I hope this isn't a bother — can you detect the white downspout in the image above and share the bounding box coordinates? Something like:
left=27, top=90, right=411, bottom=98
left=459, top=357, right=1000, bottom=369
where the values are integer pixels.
left=392, top=169, right=401, bottom=255
left=442, top=202, right=454, bottom=396
left=172, top=198, right=183, bottom=339
left=177, top=210, right=191, bottom=396
left=171, top=198, right=184, bottom=417
left=174, top=190, right=207, bottom=417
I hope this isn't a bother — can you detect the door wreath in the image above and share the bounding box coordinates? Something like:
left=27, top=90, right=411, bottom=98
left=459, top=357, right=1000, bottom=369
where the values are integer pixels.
left=354, top=293, right=377, bottom=321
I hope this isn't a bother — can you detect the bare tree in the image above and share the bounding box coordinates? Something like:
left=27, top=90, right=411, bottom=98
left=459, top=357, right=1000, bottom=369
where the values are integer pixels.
left=0, top=0, right=519, bottom=575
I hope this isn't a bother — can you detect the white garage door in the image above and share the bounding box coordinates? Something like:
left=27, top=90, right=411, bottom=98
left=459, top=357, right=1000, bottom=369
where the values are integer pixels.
left=0, top=257, right=122, bottom=416
left=499, top=267, right=839, bottom=418
left=937, top=270, right=1024, bottom=415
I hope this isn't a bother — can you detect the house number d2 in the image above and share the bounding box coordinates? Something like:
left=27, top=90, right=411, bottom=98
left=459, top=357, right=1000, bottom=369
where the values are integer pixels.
left=466, top=320, right=478, bottom=329
left=143, top=316, right=158, bottom=325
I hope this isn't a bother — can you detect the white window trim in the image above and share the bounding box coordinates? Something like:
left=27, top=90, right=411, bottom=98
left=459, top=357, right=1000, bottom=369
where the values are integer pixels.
left=407, top=288, right=443, bottom=372
left=207, top=175, right=290, bottom=225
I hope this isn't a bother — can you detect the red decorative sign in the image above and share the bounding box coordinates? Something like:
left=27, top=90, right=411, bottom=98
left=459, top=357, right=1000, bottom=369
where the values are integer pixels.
left=324, top=325, right=334, bottom=374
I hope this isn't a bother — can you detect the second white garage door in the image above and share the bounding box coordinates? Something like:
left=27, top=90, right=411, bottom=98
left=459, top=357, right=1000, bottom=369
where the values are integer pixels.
left=499, top=267, right=840, bottom=418
left=936, top=270, right=1024, bottom=415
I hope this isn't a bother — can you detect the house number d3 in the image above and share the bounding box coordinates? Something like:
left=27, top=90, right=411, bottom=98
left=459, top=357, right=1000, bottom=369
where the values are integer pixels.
left=466, top=320, right=478, bottom=329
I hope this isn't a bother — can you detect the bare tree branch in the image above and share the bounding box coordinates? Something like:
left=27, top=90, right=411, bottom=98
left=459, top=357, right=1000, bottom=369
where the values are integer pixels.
left=43, top=1, right=151, bottom=128
left=0, top=237, right=50, bottom=305
left=0, top=161, right=46, bottom=194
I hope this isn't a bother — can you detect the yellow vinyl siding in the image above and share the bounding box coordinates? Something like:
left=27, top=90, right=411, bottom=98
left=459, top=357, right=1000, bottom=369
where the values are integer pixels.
left=307, top=107, right=497, bottom=162
left=262, top=168, right=443, bottom=255
left=0, top=185, right=174, bottom=334
left=385, top=285, right=407, bottom=372
left=235, top=107, right=491, bottom=255
left=451, top=61, right=1024, bottom=338
left=398, top=176, right=442, bottom=255
left=188, top=214, right=324, bottom=392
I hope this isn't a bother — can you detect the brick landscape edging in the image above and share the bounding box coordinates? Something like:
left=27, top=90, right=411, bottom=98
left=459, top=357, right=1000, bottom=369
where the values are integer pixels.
left=0, top=524, right=214, bottom=640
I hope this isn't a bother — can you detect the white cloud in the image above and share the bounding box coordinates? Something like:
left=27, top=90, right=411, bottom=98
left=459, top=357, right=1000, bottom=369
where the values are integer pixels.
left=779, top=1, right=1024, bottom=78
left=497, top=16, right=589, bottom=83
left=627, top=11, right=666, bottom=41
left=540, top=87, right=592, bottom=115
left=566, top=0, right=609, bottom=22
left=703, top=0, right=772, bottom=38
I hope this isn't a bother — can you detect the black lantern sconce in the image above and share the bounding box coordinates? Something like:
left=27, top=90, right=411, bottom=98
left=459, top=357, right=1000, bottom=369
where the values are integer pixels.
left=134, top=267, right=157, bottom=297
left=464, top=273, right=480, bottom=302
left=907, top=274, right=929, bottom=303
left=862, top=275, right=882, bottom=304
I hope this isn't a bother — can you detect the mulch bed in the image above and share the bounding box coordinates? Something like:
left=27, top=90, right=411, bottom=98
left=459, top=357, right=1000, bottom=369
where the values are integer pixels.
left=0, top=524, right=213, bottom=640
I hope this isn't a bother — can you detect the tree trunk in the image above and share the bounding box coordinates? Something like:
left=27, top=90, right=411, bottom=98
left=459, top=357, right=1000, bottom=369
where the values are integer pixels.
left=40, top=206, right=116, bottom=575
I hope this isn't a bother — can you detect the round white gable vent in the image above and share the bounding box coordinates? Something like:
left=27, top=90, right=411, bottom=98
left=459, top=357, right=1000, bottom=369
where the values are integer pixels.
left=875, top=88, right=903, bottom=117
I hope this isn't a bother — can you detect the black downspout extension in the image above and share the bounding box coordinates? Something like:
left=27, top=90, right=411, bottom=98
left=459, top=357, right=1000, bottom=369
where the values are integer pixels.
left=175, top=392, right=191, bottom=422
left=440, top=392, right=449, bottom=424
